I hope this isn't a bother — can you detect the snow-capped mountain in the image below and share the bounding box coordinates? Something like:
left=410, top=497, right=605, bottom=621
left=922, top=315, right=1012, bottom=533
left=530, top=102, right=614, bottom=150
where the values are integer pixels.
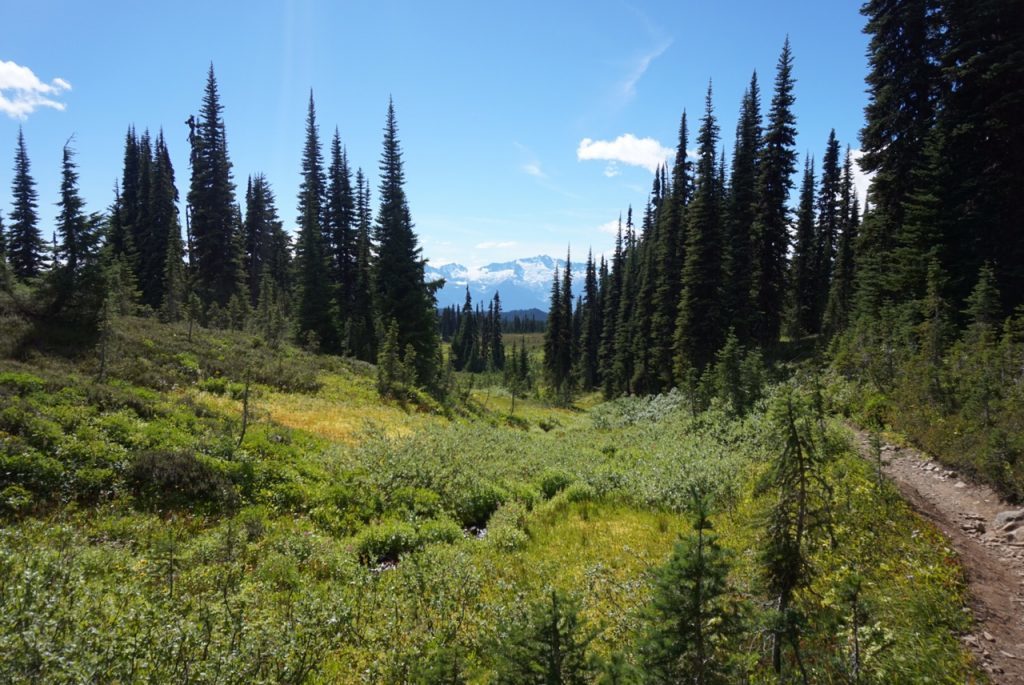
left=425, top=255, right=586, bottom=311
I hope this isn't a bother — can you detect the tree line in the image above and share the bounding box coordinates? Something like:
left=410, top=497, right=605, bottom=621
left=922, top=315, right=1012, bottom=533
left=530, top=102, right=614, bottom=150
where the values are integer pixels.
left=1, top=65, right=440, bottom=393
left=544, top=0, right=1023, bottom=418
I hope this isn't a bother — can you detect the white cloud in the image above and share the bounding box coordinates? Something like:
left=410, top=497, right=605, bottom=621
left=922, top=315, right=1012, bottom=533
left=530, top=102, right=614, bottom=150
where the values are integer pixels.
left=522, top=162, right=545, bottom=178
left=577, top=134, right=673, bottom=174
left=0, top=60, right=71, bottom=120
left=597, top=219, right=620, bottom=235
left=603, top=163, right=620, bottom=178
left=476, top=241, right=518, bottom=249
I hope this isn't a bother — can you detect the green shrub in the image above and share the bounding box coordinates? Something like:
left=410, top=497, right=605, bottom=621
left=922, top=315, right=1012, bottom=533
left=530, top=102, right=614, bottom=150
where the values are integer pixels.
left=0, top=484, right=33, bottom=514
left=390, top=486, right=443, bottom=520
left=127, top=450, right=237, bottom=511
left=453, top=482, right=506, bottom=528
left=0, top=371, right=47, bottom=396
left=417, top=517, right=463, bottom=546
left=487, top=501, right=530, bottom=552
left=563, top=482, right=597, bottom=503
left=538, top=469, right=574, bottom=499
left=0, top=450, right=65, bottom=494
left=355, top=519, right=419, bottom=564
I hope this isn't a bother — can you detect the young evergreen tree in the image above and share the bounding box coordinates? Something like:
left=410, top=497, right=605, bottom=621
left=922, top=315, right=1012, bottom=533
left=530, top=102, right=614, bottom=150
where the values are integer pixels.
left=187, top=64, right=239, bottom=307
left=373, top=100, right=439, bottom=387
left=494, top=589, right=594, bottom=685
left=294, top=92, right=339, bottom=353
left=750, top=39, right=798, bottom=348
left=674, top=83, right=724, bottom=378
left=761, top=386, right=836, bottom=680
left=638, top=491, right=744, bottom=684
left=724, top=73, right=762, bottom=345
left=8, top=128, right=44, bottom=279
left=789, top=156, right=818, bottom=337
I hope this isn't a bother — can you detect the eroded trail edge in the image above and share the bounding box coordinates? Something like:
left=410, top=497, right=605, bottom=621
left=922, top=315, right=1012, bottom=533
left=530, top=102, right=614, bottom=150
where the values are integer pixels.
left=851, top=428, right=1024, bottom=683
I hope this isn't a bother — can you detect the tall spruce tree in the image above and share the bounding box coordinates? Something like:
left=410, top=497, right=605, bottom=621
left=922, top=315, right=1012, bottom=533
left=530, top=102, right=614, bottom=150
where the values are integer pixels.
left=107, top=128, right=139, bottom=267
left=52, top=140, right=99, bottom=310
left=578, top=250, right=601, bottom=390
left=348, top=168, right=376, bottom=361
left=451, top=287, right=480, bottom=372
left=142, top=131, right=180, bottom=310
left=822, top=148, right=860, bottom=339
left=294, top=92, right=338, bottom=353
left=242, top=173, right=286, bottom=304
left=599, top=217, right=624, bottom=397
left=326, top=128, right=356, bottom=327
left=187, top=64, right=239, bottom=307
left=491, top=292, right=505, bottom=370
left=8, top=128, right=43, bottom=279
left=789, top=156, right=817, bottom=337
left=934, top=0, right=1024, bottom=314
left=811, top=130, right=842, bottom=333
left=372, top=100, right=439, bottom=386
left=750, top=38, right=798, bottom=348
left=544, top=266, right=564, bottom=389
left=674, top=83, right=724, bottom=377
left=724, top=73, right=762, bottom=345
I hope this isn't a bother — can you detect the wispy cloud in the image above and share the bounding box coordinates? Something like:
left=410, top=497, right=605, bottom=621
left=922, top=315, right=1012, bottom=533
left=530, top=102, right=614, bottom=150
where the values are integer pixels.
left=619, top=40, right=672, bottom=102
left=577, top=134, right=673, bottom=174
left=522, top=162, right=546, bottom=179
left=0, top=60, right=71, bottom=120
left=603, top=163, right=621, bottom=178
left=597, top=219, right=620, bottom=235
left=476, top=241, right=518, bottom=249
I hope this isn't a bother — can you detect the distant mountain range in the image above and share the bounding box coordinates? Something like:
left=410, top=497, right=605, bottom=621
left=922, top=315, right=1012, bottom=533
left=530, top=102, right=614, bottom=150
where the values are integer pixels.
left=426, top=255, right=586, bottom=311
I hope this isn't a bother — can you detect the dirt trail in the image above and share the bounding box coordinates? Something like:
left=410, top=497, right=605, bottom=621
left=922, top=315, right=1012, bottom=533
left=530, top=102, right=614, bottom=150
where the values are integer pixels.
left=851, top=428, right=1024, bottom=683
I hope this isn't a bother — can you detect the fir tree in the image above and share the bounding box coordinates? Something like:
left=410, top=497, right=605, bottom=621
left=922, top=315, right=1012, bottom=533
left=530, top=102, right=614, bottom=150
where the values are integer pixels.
left=54, top=140, right=89, bottom=299
left=451, top=287, right=480, bottom=372
left=578, top=251, right=601, bottom=390
left=348, top=168, right=377, bottom=361
left=638, top=491, right=743, bottom=684
left=724, top=73, right=762, bottom=344
left=187, top=64, right=239, bottom=307
left=674, top=83, right=724, bottom=377
left=107, top=127, right=139, bottom=266
left=325, top=128, right=356, bottom=326
left=143, top=131, right=181, bottom=310
left=242, top=173, right=286, bottom=304
left=0, top=210, right=6, bottom=261
left=750, top=39, right=798, bottom=348
left=789, top=156, right=818, bottom=337
left=373, top=100, right=439, bottom=387
left=494, top=589, right=594, bottom=685
left=612, top=209, right=639, bottom=395
left=544, top=266, right=564, bottom=391
left=813, top=130, right=842, bottom=328
left=599, top=217, right=624, bottom=397
left=160, top=216, right=186, bottom=323
left=822, top=148, right=860, bottom=339
left=294, top=92, right=339, bottom=353
left=8, top=128, right=43, bottom=279
left=491, top=292, right=505, bottom=370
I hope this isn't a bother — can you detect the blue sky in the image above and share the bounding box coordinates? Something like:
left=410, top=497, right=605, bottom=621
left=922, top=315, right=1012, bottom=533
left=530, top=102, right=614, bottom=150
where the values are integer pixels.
left=1, top=1, right=870, bottom=267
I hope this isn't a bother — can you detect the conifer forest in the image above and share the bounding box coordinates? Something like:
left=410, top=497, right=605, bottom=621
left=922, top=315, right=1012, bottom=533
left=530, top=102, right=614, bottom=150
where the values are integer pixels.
left=0, top=1, right=1022, bottom=682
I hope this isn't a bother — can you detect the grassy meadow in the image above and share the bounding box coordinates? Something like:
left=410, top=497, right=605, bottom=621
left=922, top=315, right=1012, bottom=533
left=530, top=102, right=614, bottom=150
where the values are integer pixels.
left=0, top=318, right=979, bottom=683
